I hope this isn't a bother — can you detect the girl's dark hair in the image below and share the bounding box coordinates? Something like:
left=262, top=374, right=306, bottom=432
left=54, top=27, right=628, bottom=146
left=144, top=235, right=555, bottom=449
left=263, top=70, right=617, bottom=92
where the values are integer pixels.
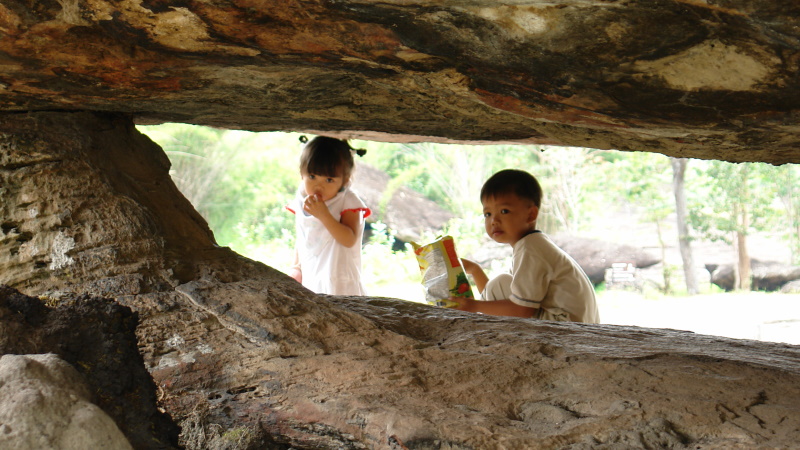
left=480, top=169, right=542, bottom=207
left=299, top=136, right=362, bottom=182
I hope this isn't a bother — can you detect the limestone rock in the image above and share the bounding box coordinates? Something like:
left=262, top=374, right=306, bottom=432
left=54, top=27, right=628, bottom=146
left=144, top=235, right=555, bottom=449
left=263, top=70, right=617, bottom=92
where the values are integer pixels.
left=3, top=111, right=800, bottom=449
left=0, top=285, right=180, bottom=449
left=1, top=2, right=800, bottom=163
left=0, top=353, right=133, bottom=450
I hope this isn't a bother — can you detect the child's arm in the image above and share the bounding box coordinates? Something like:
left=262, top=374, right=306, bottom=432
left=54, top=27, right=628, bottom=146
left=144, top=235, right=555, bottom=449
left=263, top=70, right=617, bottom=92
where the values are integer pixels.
left=449, top=296, right=536, bottom=318
left=303, top=194, right=361, bottom=247
left=460, top=258, right=489, bottom=294
left=288, top=249, right=302, bottom=283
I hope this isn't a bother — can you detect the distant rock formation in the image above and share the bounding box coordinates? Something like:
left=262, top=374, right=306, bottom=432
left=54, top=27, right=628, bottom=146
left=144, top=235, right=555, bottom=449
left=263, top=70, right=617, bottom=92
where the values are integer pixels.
left=551, top=235, right=661, bottom=285
left=352, top=162, right=454, bottom=244
left=709, top=259, right=800, bottom=292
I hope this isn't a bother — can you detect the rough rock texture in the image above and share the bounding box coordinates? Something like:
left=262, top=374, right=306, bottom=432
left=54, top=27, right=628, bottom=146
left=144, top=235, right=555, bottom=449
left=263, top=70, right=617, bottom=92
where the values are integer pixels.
left=3, top=111, right=800, bottom=448
left=0, top=285, right=180, bottom=449
left=1, top=1, right=800, bottom=163
left=0, top=353, right=133, bottom=450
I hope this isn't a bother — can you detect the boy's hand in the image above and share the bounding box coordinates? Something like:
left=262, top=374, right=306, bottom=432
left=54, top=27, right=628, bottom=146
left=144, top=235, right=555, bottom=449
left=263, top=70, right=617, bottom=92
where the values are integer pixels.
left=460, top=258, right=489, bottom=294
left=448, top=296, right=474, bottom=312
left=460, top=258, right=479, bottom=275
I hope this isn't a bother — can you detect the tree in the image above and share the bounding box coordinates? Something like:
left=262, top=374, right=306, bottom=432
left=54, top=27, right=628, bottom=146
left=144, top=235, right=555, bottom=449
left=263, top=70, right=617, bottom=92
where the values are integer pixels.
left=611, top=151, right=674, bottom=293
left=689, top=161, right=779, bottom=291
left=671, top=158, right=699, bottom=294
left=535, top=146, right=606, bottom=234
left=773, top=164, right=800, bottom=264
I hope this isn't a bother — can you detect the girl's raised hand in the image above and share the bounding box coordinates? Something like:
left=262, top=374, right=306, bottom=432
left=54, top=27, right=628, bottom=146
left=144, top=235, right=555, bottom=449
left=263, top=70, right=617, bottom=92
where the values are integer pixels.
left=303, top=193, right=332, bottom=219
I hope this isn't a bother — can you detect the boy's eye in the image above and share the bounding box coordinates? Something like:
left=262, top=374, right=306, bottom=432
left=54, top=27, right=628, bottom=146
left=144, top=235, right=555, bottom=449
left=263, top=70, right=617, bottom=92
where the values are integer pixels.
left=483, top=212, right=491, bottom=218
left=500, top=209, right=510, bottom=214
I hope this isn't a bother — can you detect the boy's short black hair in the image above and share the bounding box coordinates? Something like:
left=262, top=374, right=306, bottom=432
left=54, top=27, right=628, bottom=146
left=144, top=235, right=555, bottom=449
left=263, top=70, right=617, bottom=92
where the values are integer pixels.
left=480, top=169, right=542, bottom=207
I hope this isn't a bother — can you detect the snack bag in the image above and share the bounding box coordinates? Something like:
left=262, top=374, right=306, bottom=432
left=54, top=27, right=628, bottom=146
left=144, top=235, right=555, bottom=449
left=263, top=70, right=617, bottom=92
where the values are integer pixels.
left=412, top=235, right=475, bottom=308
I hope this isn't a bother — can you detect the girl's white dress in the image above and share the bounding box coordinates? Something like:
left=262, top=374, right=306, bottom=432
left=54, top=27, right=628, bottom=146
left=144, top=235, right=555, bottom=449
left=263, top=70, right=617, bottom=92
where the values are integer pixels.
left=287, top=186, right=371, bottom=295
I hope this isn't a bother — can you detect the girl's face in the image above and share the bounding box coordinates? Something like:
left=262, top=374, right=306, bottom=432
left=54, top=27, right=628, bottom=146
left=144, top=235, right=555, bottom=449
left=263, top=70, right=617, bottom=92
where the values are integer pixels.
left=302, top=172, right=346, bottom=202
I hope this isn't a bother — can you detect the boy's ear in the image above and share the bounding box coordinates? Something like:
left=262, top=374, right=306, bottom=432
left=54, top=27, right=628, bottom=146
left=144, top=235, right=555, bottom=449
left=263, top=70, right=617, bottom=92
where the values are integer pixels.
left=527, top=205, right=539, bottom=224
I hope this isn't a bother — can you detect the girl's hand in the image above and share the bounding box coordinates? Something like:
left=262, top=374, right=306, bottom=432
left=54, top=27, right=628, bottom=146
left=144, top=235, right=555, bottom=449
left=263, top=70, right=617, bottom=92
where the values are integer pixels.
left=303, top=194, right=332, bottom=220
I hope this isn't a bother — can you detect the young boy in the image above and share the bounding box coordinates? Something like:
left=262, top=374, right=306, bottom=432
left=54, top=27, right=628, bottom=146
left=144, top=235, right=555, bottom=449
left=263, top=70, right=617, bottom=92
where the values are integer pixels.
left=451, top=169, right=600, bottom=323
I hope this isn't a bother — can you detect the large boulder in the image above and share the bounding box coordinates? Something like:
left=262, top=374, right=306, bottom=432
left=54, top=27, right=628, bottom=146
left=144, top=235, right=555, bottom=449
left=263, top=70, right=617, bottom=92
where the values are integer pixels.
left=709, top=259, right=800, bottom=292
left=0, top=353, right=133, bottom=450
left=0, top=286, right=180, bottom=449
left=551, top=235, right=661, bottom=285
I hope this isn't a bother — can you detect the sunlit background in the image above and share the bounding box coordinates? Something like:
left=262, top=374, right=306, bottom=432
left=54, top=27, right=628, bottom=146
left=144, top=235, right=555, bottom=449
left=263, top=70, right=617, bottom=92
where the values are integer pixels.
left=138, top=124, right=800, bottom=345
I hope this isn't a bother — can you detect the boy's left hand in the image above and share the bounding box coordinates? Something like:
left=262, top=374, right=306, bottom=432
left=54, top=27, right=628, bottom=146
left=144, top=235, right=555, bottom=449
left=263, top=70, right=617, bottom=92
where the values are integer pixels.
left=447, top=296, right=472, bottom=311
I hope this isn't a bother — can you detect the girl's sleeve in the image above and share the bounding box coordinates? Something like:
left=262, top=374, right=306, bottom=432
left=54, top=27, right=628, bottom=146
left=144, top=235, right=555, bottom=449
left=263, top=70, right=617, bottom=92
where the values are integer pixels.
left=285, top=191, right=303, bottom=215
left=342, top=191, right=371, bottom=219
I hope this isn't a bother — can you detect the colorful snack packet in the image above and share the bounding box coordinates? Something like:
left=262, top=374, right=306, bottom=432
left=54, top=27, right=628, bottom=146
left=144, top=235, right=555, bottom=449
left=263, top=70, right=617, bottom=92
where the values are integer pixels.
left=412, top=235, right=475, bottom=308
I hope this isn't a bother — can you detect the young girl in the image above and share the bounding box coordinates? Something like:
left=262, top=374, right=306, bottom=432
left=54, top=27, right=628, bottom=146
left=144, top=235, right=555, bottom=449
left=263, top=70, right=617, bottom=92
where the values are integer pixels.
left=286, top=136, right=371, bottom=295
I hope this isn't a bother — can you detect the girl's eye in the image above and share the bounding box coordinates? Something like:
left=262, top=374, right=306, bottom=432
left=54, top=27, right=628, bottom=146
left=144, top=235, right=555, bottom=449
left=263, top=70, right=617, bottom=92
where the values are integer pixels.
left=308, top=174, right=316, bottom=180
left=326, top=178, right=335, bottom=183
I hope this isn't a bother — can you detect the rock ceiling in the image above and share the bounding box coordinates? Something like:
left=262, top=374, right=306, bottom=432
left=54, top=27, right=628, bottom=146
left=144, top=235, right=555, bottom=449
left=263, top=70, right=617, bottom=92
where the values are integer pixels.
left=2, top=1, right=800, bottom=163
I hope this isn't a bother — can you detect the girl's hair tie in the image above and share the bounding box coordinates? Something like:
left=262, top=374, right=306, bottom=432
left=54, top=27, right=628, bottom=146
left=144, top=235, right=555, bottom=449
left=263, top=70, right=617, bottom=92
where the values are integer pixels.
left=299, top=135, right=308, bottom=144
left=353, top=148, right=367, bottom=157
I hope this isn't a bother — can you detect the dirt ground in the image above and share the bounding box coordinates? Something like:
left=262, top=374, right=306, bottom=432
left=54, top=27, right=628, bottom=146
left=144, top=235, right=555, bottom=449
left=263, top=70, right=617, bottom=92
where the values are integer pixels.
left=371, top=282, right=800, bottom=346
left=597, top=290, right=800, bottom=345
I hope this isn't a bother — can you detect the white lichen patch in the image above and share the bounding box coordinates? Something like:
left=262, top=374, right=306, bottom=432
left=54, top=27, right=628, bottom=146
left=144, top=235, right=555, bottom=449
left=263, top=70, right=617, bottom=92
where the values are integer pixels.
left=83, top=1, right=258, bottom=56
left=56, top=0, right=91, bottom=26
left=167, top=334, right=185, bottom=348
left=197, top=343, right=213, bottom=354
left=468, top=6, right=549, bottom=37
left=49, top=231, right=75, bottom=270
left=634, top=40, right=778, bottom=91
left=149, top=7, right=212, bottom=51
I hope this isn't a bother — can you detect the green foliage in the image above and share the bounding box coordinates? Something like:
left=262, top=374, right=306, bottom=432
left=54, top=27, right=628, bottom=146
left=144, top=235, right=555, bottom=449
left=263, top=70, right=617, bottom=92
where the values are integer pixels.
left=355, top=140, right=539, bottom=217
left=137, top=124, right=302, bottom=253
left=772, top=164, right=800, bottom=263
left=688, top=160, right=781, bottom=243
left=138, top=124, right=799, bottom=296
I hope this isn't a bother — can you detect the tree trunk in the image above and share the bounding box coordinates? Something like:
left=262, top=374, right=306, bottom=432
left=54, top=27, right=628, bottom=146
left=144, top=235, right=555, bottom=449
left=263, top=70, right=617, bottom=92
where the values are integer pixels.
left=733, top=165, right=752, bottom=291
left=670, top=158, right=699, bottom=295
left=736, top=213, right=753, bottom=291
left=3, top=112, right=800, bottom=449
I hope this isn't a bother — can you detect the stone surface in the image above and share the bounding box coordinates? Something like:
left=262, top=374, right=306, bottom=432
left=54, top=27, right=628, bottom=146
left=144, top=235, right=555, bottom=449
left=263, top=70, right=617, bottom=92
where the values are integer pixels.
left=1, top=2, right=800, bottom=163
left=2, top=111, right=800, bottom=449
left=0, top=285, right=180, bottom=449
left=0, top=353, right=133, bottom=450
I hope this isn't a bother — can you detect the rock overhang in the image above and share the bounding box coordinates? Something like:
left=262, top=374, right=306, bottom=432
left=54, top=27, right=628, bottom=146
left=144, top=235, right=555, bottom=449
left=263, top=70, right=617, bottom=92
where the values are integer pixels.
left=1, top=1, right=799, bottom=163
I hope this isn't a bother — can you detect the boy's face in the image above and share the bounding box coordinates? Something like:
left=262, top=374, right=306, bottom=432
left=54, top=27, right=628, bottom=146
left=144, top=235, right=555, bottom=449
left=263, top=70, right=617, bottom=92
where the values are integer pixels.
left=302, top=172, right=345, bottom=202
left=481, top=193, right=539, bottom=246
